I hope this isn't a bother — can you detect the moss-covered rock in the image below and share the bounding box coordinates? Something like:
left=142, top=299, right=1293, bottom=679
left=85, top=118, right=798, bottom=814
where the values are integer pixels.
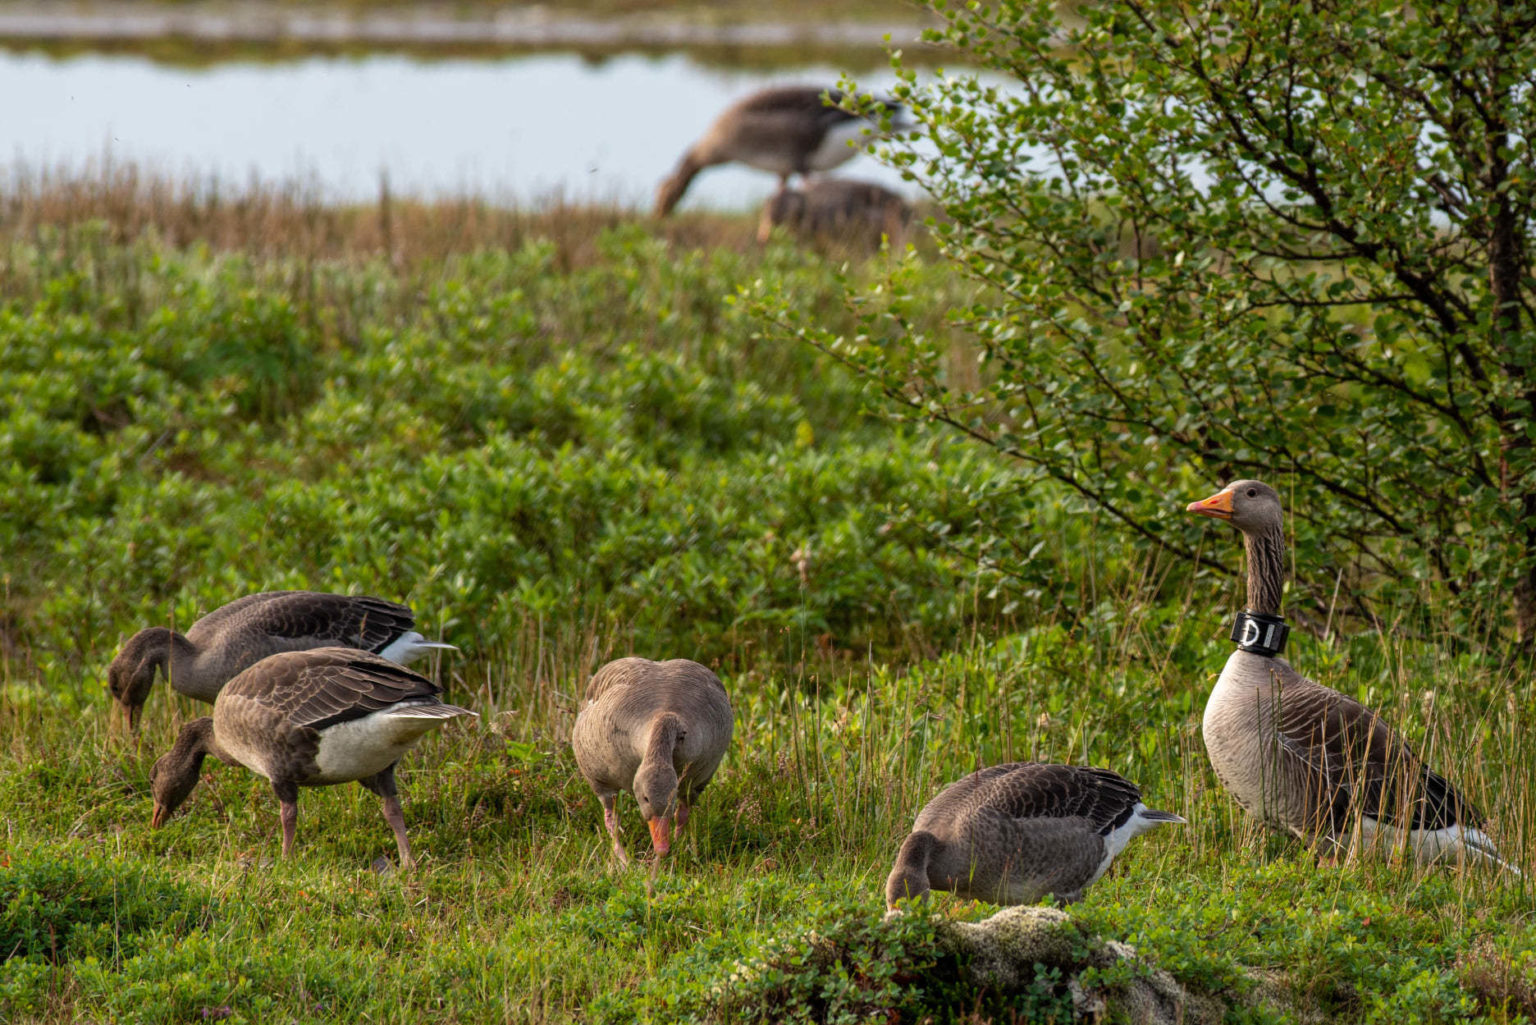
left=942, top=905, right=1224, bottom=1024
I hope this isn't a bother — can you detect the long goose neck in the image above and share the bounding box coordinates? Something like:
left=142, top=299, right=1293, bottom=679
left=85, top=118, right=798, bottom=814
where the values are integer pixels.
left=165, top=628, right=199, bottom=672
left=1243, top=519, right=1287, bottom=616
left=885, top=831, right=937, bottom=907
left=654, top=149, right=707, bottom=217
left=643, top=712, right=685, bottom=769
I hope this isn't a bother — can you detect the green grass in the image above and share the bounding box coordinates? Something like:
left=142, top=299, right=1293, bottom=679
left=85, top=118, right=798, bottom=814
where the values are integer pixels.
left=1, top=205, right=1534, bottom=1023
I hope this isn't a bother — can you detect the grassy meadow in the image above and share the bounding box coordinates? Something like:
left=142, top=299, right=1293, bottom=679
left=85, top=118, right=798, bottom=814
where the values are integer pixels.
left=2, top=172, right=1535, bottom=1023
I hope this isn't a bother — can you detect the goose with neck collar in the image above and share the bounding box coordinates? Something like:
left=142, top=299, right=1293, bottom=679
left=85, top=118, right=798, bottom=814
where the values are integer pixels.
left=1188, top=480, right=1517, bottom=872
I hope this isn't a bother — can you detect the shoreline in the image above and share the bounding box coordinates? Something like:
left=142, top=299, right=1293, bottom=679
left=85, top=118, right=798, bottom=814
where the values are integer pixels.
left=0, top=2, right=938, bottom=51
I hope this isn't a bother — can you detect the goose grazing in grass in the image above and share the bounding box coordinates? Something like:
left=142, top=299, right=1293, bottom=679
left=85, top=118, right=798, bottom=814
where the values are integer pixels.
left=1187, top=479, right=1518, bottom=872
left=571, top=657, right=733, bottom=865
left=885, top=763, right=1184, bottom=911
left=109, top=591, right=456, bottom=730
left=654, top=86, right=901, bottom=216
left=757, top=178, right=913, bottom=248
left=149, top=646, right=475, bottom=869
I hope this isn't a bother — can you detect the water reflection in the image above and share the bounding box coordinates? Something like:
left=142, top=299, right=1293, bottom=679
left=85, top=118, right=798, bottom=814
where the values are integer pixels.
left=3, top=49, right=981, bottom=208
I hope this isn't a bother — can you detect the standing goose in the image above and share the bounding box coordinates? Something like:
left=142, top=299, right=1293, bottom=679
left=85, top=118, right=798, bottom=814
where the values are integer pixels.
left=109, top=591, right=456, bottom=730
left=1187, top=479, right=1516, bottom=870
left=571, top=657, right=733, bottom=864
left=654, top=86, right=900, bottom=216
left=149, top=646, right=475, bottom=868
left=885, top=762, right=1184, bottom=911
left=757, top=178, right=914, bottom=248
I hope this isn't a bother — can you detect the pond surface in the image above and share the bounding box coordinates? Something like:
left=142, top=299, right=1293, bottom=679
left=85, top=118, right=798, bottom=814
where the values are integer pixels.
left=4, top=48, right=987, bottom=209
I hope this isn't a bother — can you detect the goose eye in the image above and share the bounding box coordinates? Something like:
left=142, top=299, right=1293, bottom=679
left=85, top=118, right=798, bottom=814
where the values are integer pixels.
left=1246, top=488, right=1257, bottom=498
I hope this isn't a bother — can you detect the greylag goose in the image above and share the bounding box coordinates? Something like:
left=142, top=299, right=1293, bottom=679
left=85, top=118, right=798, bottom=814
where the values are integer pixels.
left=149, top=646, right=475, bottom=868
left=109, top=591, right=455, bottom=730
left=1187, top=479, right=1517, bottom=871
left=885, top=762, right=1184, bottom=910
left=757, top=178, right=913, bottom=248
left=571, top=657, right=733, bottom=864
left=654, top=86, right=900, bottom=216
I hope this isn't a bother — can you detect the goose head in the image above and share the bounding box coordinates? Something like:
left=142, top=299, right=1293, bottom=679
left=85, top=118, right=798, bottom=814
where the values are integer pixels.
left=1186, top=479, right=1284, bottom=535
left=149, top=717, right=214, bottom=828
left=108, top=628, right=172, bottom=732
left=635, top=713, right=688, bottom=857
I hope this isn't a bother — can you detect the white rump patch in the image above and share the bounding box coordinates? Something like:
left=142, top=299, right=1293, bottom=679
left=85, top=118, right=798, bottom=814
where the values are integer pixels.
left=311, top=702, right=472, bottom=784
left=379, top=631, right=458, bottom=664
left=808, top=119, right=875, bottom=172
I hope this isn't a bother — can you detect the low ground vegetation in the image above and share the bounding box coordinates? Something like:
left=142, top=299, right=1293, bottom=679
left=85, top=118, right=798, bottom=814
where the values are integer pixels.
left=1, top=184, right=1533, bottom=1022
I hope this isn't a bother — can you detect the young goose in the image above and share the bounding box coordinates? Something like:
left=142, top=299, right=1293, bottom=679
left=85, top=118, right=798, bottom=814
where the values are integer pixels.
left=885, top=762, right=1184, bottom=911
left=109, top=591, right=456, bottom=730
left=571, top=657, right=733, bottom=865
left=1187, top=479, right=1516, bottom=871
left=757, top=178, right=913, bottom=248
left=654, top=86, right=900, bottom=216
left=149, top=646, right=475, bottom=868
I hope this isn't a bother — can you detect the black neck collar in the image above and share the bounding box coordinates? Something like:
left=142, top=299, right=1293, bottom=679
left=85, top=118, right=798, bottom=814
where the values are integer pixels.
left=1231, top=611, right=1288, bottom=657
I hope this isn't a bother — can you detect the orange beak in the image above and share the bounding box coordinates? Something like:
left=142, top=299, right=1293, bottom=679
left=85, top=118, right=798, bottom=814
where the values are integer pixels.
left=151, top=802, right=171, bottom=829
left=647, top=816, right=673, bottom=857
left=1186, top=488, right=1234, bottom=520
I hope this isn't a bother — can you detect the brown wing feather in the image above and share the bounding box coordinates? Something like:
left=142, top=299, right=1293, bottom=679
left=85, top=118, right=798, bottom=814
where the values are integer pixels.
left=191, top=592, right=415, bottom=655
left=967, top=762, right=1145, bottom=835
left=223, top=647, right=441, bottom=731
left=1270, top=672, right=1481, bottom=832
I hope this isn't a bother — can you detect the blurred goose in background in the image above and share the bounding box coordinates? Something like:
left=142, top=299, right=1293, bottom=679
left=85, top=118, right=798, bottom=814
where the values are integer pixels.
left=757, top=178, right=913, bottom=248
left=1187, top=479, right=1518, bottom=872
left=149, top=646, right=475, bottom=869
left=571, top=657, right=733, bottom=865
left=654, top=85, right=902, bottom=216
left=885, top=762, right=1184, bottom=911
left=109, top=590, right=456, bottom=730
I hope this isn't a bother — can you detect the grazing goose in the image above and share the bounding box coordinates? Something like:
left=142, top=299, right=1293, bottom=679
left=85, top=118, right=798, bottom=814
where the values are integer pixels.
left=757, top=178, right=913, bottom=248
left=654, top=86, right=900, bottom=216
left=149, top=646, right=475, bottom=868
left=109, top=591, right=455, bottom=730
left=571, top=657, right=733, bottom=864
left=1187, top=479, right=1517, bottom=871
left=885, top=762, right=1184, bottom=911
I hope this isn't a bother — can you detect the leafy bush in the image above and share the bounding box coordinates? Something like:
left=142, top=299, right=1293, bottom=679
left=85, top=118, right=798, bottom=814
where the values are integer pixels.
left=823, top=0, right=1536, bottom=647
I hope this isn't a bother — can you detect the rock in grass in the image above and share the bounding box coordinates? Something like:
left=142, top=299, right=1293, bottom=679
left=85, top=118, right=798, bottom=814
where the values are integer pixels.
left=668, top=900, right=1225, bottom=1025
left=943, top=905, right=1224, bottom=1025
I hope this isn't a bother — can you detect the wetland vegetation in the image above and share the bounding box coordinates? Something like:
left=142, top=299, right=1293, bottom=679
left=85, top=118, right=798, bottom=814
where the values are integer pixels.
left=5, top=0, right=1536, bottom=1020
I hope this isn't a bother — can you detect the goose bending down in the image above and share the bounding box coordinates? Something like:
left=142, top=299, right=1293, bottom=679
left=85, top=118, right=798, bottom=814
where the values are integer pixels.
left=571, top=657, right=733, bottom=864
left=885, top=762, right=1184, bottom=911
left=109, top=591, right=456, bottom=730
left=654, top=86, right=900, bottom=216
left=149, top=646, right=475, bottom=868
left=757, top=178, right=913, bottom=248
left=1187, top=480, right=1517, bottom=872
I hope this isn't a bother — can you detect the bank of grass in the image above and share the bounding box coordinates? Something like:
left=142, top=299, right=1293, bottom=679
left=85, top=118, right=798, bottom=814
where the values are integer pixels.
left=1, top=182, right=1534, bottom=1023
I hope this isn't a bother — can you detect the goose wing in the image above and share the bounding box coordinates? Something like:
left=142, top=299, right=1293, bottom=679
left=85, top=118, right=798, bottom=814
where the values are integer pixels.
left=977, top=762, right=1146, bottom=835
left=725, top=87, right=868, bottom=152
left=225, top=647, right=441, bottom=731
left=191, top=592, right=416, bottom=655
left=1269, top=668, right=1481, bottom=832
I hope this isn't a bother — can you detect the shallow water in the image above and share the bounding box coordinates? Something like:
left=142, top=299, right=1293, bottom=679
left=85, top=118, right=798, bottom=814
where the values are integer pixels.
left=4, top=48, right=976, bottom=209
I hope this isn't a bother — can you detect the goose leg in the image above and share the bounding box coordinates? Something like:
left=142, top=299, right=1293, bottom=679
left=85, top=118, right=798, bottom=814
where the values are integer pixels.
left=601, top=794, right=629, bottom=866
left=271, top=780, right=297, bottom=860
left=673, top=799, right=691, bottom=842
left=278, top=799, right=297, bottom=860
left=380, top=795, right=415, bottom=870
left=360, top=764, right=414, bottom=870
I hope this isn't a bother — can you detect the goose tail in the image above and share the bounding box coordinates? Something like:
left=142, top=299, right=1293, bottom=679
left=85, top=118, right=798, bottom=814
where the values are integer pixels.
left=378, top=631, right=458, bottom=664
left=388, top=701, right=478, bottom=721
